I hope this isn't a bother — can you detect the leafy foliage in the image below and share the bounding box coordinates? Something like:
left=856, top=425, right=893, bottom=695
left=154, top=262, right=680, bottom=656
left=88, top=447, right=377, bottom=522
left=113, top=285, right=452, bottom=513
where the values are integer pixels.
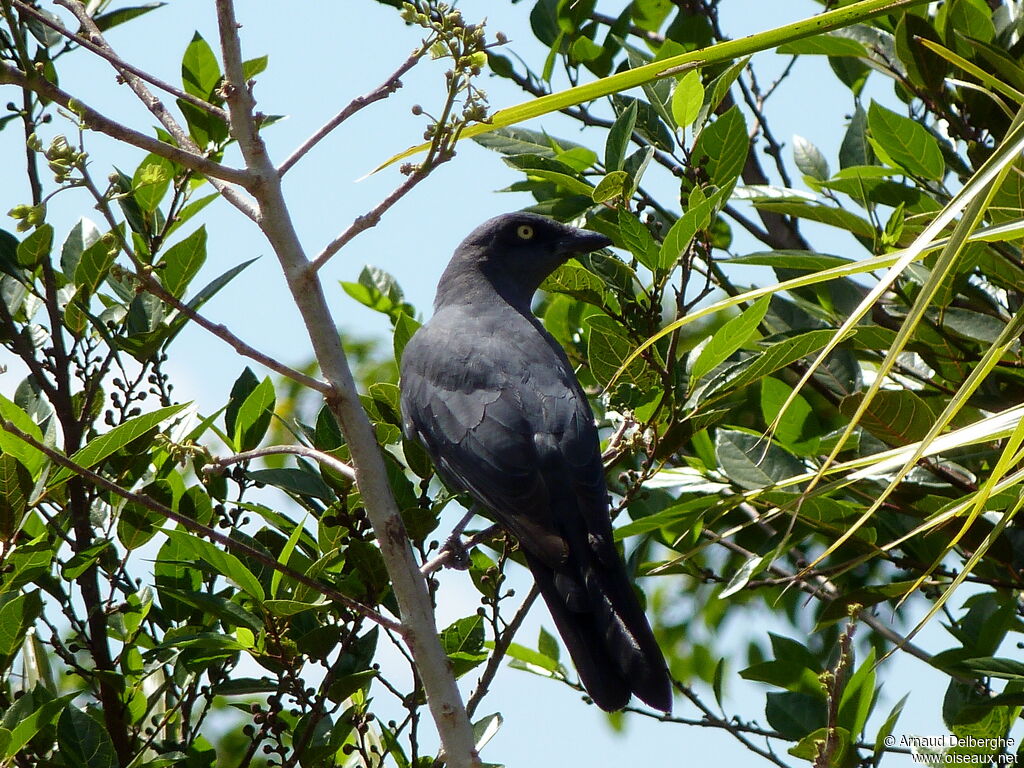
left=5, top=0, right=1024, bottom=766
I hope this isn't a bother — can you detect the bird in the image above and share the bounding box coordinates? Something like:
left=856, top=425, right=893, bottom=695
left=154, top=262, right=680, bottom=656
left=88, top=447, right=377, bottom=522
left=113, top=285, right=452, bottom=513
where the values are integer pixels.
left=399, top=211, right=673, bottom=712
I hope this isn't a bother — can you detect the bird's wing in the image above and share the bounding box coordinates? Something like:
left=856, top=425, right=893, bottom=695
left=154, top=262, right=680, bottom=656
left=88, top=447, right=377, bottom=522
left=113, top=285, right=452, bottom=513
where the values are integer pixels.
left=400, top=312, right=609, bottom=568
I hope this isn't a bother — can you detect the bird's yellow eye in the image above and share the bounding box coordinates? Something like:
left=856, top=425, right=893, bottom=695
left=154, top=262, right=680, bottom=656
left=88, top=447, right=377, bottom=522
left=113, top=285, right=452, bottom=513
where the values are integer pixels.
left=517, top=224, right=534, bottom=240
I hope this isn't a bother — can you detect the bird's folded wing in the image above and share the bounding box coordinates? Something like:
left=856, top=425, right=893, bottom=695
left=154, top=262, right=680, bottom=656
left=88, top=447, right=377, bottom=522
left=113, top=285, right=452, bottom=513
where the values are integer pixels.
left=401, top=334, right=608, bottom=568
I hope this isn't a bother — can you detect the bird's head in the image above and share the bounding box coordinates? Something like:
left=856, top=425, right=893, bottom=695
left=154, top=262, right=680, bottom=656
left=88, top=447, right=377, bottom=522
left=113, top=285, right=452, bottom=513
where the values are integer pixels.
left=440, top=212, right=611, bottom=310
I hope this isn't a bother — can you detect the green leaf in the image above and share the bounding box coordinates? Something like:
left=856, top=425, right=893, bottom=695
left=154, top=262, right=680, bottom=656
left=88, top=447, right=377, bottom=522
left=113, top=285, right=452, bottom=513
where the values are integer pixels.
left=960, top=657, right=1024, bottom=680
left=837, top=647, right=876, bottom=737
left=159, top=226, right=207, bottom=298
left=537, top=626, right=561, bottom=663
left=224, top=366, right=258, bottom=440
left=693, top=105, right=748, bottom=186
left=726, top=251, right=852, bottom=270
left=56, top=707, right=118, bottom=768
left=0, top=590, right=42, bottom=657
left=614, top=496, right=715, bottom=539
left=0, top=454, right=32, bottom=540
left=5, top=691, right=77, bottom=759
left=587, top=314, right=658, bottom=390
left=777, top=34, right=868, bottom=57
left=867, top=102, right=945, bottom=180
left=616, top=209, right=659, bottom=270
left=117, top=481, right=171, bottom=550
left=873, top=694, right=908, bottom=766
left=166, top=192, right=217, bottom=237
left=765, top=691, right=827, bottom=740
left=164, top=528, right=265, bottom=601
left=132, top=153, right=174, bottom=212
left=232, top=375, right=275, bottom=451
left=472, top=126, right=562, bottom=158
left=503, top=642, right=560, bottom=674
left=263, top=598, right=327, bottom=617
left=760, top=377, right=819, bottom=453
left=611, top=94, right=674, bottom=151
left=49, top=403, right=189, bottom=486
left=945, top=0, right=995, bottom=43
left=788, top=727, right=852, bottom=764
left=691, top=296, right=769, bottom=382
left=0, top=395, right=46, bottom=476
left=393, top=311, right=421, bottom=363
left=246, top=467, right=334, bottom=502
left=720, top=554, right=764, bottom=599
left=793, top=135, right=830, bottom=181
left=472, top=712, right=503, bottom=752
left=704, top=329, right=834, bottom=399
left=242, top=55, right=269, bottom=80
left=62, top=540, right=112, bottom=580
left=0, top=538, right=54, bottom=594
left=154, top=534, right=202, bottom=622
left=751, top=199, right=876, bottom=238
left=508, top=163, right=594, bottom=196
left=60, top=218, right=101, bottom=278
left=341, top=265, right=410, bottom=319
left=740, top=656, right=822, bottom=695
left=895, top=12, right=948, bottom=93
left=16, top=224, right=52, bottom=268
left=695, top=57, right=748, bottom=131
left=570, top=35, right=603, bottom=62
left=839, top=389, right=936, bottom=446
left=441, top=615, right=487, bottom=677
left=839, top=104, right=872, bottom=169
left=715, top=428, right=805, bottom=490
left=670, top=68, right=704, bottom=129
left=94, top=3, right=165, bottom=32
left=543, top=259, right=617, bottom=313
left=73, top=237, right=117, bottom=296
left=592, top=170, right=630, bottom=203
left=164, top=258, right=258, bottom=346
left=660, top=188, right=720, bottom=271
left=181, top=32, right=221, bottom=100
left=605, top=100, right=637, bottom=172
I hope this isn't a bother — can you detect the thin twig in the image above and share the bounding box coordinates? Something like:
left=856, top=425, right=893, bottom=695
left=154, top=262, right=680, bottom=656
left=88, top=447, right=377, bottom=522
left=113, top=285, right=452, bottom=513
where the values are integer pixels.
left=676, top=684, right=793, bottom=768
left=278, top=47, right=429, bottom=177
left=0, top=62, right=252, bottom=187
left=0, top=417, right=403, bottom=633
left=311, top=166, right=434, bottom=271
left=465, top=584, right=540, bottom=718
left=702, top=529, right=963, bottom=676
left=51, top=0, right=259, bottom=220
left=13, top=0, right=228, bottom=122
left=204, top=444, right=356, bottom=480
left=134, top=271, right=328, bottom=392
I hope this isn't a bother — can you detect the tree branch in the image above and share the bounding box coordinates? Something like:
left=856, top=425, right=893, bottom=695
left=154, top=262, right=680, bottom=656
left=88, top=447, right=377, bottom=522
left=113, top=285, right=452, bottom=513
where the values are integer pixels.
left=465, top=584, right=539, bottom=719
left=278, top=47, right=429, bottom=177
left=134, top=270, right=328, bottom=392
left=13, top=0, right=228, bottom=122
left=0, top=61, right=253, bottom=188
left=0, top=416, right=403, bottom=633
left=212, top=2, right=480, bottom=765
left=50, top=0, right=259, bottom=221
left=204, top=444, right=355, bottom=481
left=311, top=165, right=435, bottom=271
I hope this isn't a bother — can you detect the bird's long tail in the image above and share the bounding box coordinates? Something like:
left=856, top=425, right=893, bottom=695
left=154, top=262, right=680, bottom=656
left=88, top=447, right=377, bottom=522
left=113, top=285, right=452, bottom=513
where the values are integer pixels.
left=523, top=548, right=673, bottom=712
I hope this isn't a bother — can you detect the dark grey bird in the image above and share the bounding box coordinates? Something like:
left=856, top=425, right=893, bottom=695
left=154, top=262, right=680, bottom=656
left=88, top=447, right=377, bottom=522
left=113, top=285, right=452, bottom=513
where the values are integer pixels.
left=399, top=212, right=673, bottom=712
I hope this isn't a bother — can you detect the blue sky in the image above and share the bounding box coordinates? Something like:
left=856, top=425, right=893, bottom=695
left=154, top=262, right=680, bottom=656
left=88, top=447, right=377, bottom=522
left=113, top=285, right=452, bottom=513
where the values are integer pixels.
left=0, top=1, right=970, bottom=765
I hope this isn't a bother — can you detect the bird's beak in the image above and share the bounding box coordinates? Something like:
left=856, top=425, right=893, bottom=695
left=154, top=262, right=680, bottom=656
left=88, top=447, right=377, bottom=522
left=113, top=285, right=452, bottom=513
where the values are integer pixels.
left=556, top=228, right=613, bottom=256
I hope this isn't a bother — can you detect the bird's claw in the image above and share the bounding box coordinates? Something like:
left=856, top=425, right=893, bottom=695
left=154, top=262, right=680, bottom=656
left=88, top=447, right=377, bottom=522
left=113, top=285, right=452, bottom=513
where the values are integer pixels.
left=441, top=532, right=471, bottom=570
